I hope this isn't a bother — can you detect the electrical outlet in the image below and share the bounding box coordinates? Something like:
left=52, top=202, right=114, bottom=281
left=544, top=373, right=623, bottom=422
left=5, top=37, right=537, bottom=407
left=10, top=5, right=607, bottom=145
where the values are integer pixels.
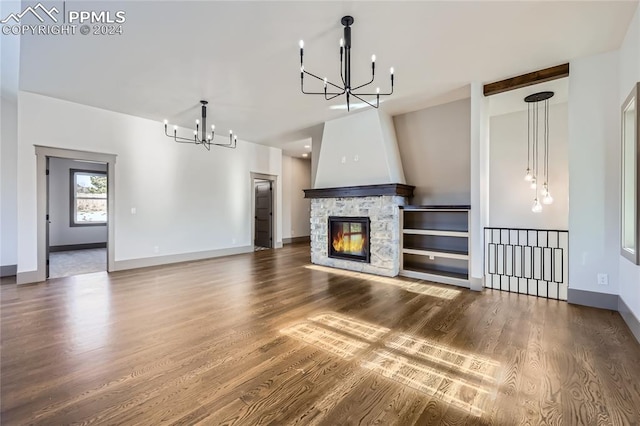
left=232, top=238, right=237, bottom=244
left=354, top=155, right=359, bottom=162
left=153, top=246, right=159, bottom=254
left=130, top=207, right=136, bottom=215
left=341, top=156, right=346, bottom=164
left=597, top=273, right=608, bottom=286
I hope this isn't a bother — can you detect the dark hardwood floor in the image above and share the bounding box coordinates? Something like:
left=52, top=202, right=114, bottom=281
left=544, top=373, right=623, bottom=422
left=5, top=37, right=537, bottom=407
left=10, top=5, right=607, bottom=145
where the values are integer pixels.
left=2, top=243, right=639, bottom=425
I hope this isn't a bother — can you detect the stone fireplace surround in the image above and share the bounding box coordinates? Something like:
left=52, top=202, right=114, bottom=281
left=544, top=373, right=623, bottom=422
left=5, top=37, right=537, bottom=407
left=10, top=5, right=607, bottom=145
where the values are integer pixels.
left=304, top=184, right=414, bottom=277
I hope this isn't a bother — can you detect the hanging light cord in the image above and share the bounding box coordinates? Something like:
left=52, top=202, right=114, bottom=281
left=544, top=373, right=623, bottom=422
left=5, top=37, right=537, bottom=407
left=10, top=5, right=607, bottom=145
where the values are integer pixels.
left=527, top=102, right=531, bottom=173
left=544, top=99, right=550, bottom=188
left=534, top=99, right=539, bottom=189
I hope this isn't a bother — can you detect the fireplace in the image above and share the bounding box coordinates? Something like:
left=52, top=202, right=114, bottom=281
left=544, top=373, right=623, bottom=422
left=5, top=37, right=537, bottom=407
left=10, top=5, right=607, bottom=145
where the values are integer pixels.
left=305, top=184, right=414, bottom=277
left=328, top=216, right=370, bottom=263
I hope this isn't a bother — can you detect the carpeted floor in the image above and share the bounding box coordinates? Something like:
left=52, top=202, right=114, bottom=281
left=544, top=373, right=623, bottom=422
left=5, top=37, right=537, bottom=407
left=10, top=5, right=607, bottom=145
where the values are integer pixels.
left=49, top=248, right=107, bottom=278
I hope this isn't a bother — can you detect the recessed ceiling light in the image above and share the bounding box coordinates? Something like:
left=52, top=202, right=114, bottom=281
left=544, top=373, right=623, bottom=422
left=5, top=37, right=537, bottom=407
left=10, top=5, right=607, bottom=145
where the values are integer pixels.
left=302, top=153, right=308, bottom=157
left=304, top=145, right=311, bottom=149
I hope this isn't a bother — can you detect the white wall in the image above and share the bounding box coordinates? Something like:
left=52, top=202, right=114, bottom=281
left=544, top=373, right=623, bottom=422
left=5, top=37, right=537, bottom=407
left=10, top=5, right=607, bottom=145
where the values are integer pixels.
left=282, top=155, right=311, bottom=240
left=48, top=158, right=108, bottom=247
left=309, top=123, right=324, bottom=188
left=394, top=98, right=471, bottom=205
left=315, top=108, right=405, bottom=188
left=618, top=5, right=640, bottom=321
left=489, top=103, right=569, bottom=229
left=469, top=82, right=490, bottom=291
left=0, top=1, right=20, bottom=273
left=17, top=92, right=282, bottom=276
left=568, top=50, right=620, bottom=296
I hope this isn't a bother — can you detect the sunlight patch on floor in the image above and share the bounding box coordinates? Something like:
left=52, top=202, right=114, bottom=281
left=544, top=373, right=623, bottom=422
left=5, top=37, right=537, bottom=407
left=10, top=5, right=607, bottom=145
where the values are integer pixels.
left=361, top=349, right=488, bottom=417
left=280, top=322, right=369, bottom=360
left=386, top=333, right=499, bottom=382
left=281, top=311, right=500, bottom=417
left=304, top=264, right=461, bottom=299
left=309, top=313, right=390, bottom=342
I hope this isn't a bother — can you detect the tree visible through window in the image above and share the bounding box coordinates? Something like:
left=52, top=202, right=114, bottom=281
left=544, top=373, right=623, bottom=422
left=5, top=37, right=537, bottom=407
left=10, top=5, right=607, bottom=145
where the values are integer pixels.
left=70, top=169, right=107, bottom=226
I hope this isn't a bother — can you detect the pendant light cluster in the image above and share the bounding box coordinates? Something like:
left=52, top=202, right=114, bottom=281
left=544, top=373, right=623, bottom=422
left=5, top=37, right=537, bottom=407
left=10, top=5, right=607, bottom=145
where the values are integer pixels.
left=163, top=100, right=237, bottom=150
left=299, top=15, right=394, bottom=111
left=524, top=91, right=554, bottom=213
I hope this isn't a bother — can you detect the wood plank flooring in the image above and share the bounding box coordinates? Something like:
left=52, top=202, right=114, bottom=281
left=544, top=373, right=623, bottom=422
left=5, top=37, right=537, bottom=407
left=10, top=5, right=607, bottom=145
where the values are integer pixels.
left=1, top=243, right=639, bottom=425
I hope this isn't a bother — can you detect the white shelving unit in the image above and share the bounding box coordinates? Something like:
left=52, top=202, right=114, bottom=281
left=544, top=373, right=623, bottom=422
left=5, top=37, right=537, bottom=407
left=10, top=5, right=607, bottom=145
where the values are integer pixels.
left=399, top=206, right=471, bottom=288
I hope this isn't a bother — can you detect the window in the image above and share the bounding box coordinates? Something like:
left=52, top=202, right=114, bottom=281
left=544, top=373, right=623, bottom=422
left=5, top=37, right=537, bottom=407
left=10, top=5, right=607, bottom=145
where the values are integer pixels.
left=70, top=169, right=107, bottom=226
left=621, top=82, right=639, bottom=265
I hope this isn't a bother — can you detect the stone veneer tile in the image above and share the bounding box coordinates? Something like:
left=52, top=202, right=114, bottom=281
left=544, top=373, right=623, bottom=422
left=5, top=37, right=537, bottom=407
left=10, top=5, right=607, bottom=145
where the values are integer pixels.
left=309, top=195, right=407, bottom=277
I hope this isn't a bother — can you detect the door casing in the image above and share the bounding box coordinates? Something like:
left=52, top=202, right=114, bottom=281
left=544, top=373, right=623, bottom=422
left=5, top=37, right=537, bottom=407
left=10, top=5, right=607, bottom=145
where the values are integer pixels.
left=27, top=146, right=116, bottom=284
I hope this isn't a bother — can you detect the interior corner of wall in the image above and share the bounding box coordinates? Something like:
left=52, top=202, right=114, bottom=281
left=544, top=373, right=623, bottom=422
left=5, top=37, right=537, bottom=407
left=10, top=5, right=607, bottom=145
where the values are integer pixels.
left=469, top=276, right=483, bottom=291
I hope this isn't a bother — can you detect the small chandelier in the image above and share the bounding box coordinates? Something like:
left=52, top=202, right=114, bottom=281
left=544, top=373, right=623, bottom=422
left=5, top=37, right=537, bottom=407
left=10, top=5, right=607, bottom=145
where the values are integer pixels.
left=524, top=91, right=554, bottom=212
left=164, top=100, right=237, bottom=150
left=299, top=15, right=394, bottom=111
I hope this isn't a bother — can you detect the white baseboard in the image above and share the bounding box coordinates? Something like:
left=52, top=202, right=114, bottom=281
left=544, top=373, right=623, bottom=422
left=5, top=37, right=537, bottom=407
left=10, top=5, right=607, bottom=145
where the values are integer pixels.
left=113, top=246, right=253, bottom=271
left=619, top=297, right=640, bottom=344
left=469, top=276, right=483, bottom=291
left=17, top=270, right=43, bottom=285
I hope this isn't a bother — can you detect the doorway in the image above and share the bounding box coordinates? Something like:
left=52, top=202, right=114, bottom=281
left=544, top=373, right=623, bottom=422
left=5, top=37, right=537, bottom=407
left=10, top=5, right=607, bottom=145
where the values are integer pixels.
left=47, top=159, right=108, bottom=278
left=254, top=179, right=273, bottom=249
left=31, top=146, right=116, bottom=284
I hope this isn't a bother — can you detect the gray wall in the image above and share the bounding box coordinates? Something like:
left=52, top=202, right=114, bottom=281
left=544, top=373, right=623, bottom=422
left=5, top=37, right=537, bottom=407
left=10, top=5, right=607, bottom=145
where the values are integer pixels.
left=282, top=155, right=311, bottom=239
left=394, top=98, right=471, bottom=205
left=49, top=158, right=107, bottom=247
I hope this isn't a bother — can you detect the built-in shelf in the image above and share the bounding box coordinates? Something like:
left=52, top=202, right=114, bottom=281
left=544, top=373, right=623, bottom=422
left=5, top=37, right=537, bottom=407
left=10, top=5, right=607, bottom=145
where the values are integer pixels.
left=401, top=265, right=469, bottom=287
left=400, top=206, right=471, bottom=288
left=402, top=205, right=471, bottom=211
left=402, top=248, right=469, bottom=260
left=403, top=229, right=469, bottom=238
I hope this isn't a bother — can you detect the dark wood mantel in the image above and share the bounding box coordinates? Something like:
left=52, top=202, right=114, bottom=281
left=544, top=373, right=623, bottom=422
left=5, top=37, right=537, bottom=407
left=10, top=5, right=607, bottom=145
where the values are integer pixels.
left=303, top=183, right=415, bottom=199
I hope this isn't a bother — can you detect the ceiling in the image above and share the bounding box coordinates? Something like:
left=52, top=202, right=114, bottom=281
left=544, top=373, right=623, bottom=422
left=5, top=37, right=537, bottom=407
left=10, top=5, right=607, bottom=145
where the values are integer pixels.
left=18, top=1, right=638, bottom=150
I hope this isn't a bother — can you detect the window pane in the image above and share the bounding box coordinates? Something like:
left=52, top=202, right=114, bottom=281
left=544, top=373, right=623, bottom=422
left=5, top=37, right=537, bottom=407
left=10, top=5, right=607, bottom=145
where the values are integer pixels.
left=76, top=199, right=107, bottom=223
left=76, top=173, right=107, bottom=199
left=73, top=171, right=107, bottom=225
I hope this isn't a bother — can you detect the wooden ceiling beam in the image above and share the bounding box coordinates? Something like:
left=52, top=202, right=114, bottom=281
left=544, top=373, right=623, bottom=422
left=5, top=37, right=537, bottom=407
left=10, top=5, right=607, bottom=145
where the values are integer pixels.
left=483, top=63, right=570, bottom=97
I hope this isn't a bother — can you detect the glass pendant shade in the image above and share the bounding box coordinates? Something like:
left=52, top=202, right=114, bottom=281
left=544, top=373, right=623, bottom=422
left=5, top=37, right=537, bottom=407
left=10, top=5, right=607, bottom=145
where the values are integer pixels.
left=532, top=199, right=543, bottom=213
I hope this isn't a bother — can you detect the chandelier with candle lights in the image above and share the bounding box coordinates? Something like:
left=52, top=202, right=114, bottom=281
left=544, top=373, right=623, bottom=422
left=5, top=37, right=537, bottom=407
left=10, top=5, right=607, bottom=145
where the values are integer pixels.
left=163, top=100, right=237, bottom=150
left=299, top=16, right=394, bottom=112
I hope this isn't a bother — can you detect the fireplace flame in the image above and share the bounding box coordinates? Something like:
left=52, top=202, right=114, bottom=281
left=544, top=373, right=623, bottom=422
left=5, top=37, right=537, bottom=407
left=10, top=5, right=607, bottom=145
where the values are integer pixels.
left=332, top=231, right=365, bottom=254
